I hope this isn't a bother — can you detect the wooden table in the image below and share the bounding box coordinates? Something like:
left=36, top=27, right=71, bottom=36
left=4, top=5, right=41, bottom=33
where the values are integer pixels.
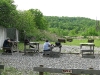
left=80, top=43, right=95, bottom=50
left=24, top=42, right=39, bottom=54
left=2, top=41, right=19, bottom=54
left=43, top=45, right=62, bottom=57
left=80, top=43, right=95, bottom=57
left=29, top=42, right=39, bottom=51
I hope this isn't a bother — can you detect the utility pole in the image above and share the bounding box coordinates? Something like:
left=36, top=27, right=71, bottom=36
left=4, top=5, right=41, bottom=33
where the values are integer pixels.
left=96, top=17, right=99, bottom=32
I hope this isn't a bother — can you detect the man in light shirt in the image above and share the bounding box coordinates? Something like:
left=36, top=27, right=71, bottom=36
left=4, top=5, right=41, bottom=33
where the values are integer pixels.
left=43, top=40, right=51, bottom=51
left=43, top=40, right=55, bottom=55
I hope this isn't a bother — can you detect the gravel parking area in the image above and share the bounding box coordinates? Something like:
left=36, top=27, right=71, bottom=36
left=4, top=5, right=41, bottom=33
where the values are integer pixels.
left=0, top=45, right=100, bottom=74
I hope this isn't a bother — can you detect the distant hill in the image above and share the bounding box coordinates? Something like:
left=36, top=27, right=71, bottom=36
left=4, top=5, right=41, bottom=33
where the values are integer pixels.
left=44, top=16, right=98, bottom=36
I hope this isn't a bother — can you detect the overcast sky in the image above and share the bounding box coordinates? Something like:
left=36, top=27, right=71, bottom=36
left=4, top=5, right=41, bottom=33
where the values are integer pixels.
left=14, top=0, right=100, bottom=20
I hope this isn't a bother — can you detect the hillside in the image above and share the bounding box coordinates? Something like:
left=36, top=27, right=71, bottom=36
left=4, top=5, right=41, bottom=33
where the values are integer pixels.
left=44, top=16, right=99, bottom=36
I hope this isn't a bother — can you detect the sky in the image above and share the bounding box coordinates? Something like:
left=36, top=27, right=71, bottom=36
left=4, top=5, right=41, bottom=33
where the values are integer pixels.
left=14, top=0, right=100, bottom=20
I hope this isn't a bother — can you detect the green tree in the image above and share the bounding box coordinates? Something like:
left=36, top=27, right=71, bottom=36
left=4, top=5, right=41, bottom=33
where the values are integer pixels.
left=29, top=9, right=48, bottom=30
left=45, top=16, right=96, bottom=36
left=15, top=10, right=36, bottom=40
left=0, top=0, right=17, bottom=27
left=82, top=27, right=98, bottom=36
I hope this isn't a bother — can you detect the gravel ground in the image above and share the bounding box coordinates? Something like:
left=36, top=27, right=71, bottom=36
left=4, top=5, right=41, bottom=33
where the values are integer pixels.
left=0, top=44, right=100, bottom=74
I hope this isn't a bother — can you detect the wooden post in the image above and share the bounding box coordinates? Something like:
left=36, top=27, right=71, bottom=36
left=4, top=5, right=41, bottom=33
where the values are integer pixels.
left=89, top=68, right=93, bottom=75
left=0, top=65, right=4, bottom=75
left=70, top=74, right=78, bottom=75
left=39, top=65, right=43, bottom=75
left=70, top=74, right=79, bottom=75
left=34, top=66, right=100, bottom=75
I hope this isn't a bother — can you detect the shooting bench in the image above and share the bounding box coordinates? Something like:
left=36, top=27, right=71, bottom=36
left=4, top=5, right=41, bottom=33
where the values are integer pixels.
left=58, top=38, right=66, bottom=43
left=2, top=47, right=12, bottom=55
left=88, top=39, right=94, bottom=43
left=2, top=41, right=19, bottom=55
left=24, top=42, right=39, bottom=55
left=67, top=38, right=73, bottom=42
left=80, top=43, right=95, bottom=58
left=43, top=45, right=62, bottom=57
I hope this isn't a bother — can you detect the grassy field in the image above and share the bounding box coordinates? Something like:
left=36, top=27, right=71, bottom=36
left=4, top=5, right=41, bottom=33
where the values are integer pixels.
left=1, top=39, right=100, bottom=52
left=17, top=39, right=100, bottom=51
left=1, top=67, right=68, bottom=75
left=41, top=39, right=100, bottom=47
left=64, top=39, right=100, bottom=47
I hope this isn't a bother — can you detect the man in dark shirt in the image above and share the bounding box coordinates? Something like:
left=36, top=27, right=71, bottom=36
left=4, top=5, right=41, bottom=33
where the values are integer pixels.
left=3, top=39, right=12, bottom=53
left=24, top=39, right=34, bottom=48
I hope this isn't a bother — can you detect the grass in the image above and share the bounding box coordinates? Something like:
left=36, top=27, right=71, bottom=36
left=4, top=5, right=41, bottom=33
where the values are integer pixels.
left=17, top=39, right=100, bottom=52
left=63, top=39, right=100, bottom=47
left=64, top=39, right=87, bottom=46
left=1, top=39, right=100, bottom=52
left=18, top=43, right=24, bottom=51
left=1, top=67, right=68, bottom=75
left=1, top=67, right=36, bottom=75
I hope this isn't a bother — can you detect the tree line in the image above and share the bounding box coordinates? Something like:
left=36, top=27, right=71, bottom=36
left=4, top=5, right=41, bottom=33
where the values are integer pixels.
left=0, top=0, right=49, bottom=41
left=0, top=0, right=100, bottom=41
left=45, top=16, right=100, bottom=37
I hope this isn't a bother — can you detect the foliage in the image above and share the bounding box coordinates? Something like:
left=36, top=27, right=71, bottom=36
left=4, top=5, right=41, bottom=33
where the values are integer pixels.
left=0, top=0, right=17, bottom=28
left=45, top=16, right=99, bottom=37
left=82, top=26, right=98, bottom=36
left=16, top=9, right=49, bottom=41
left=0, top=0, right=100, bottom=41
left=30, top=30, right=60, bottom=42
left=29, top=9, right=48, bottom=30
left=1, top=67, right=37, bottom=75
left=2, top=67, right=22, bottom=75
left=0, top=0, right=49, bottom=41
left=15, top=10, right=36, bottom=40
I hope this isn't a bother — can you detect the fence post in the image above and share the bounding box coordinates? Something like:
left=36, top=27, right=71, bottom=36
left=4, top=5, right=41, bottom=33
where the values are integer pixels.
left=0, top=65, right=1, bottom=75
left=89, top=68, right=93, bottom=75
left=39, top=65, right=43, bottom=75
left=70, top=74, right=79, bottom=75
left=0, top=64, right=4, bottom=75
